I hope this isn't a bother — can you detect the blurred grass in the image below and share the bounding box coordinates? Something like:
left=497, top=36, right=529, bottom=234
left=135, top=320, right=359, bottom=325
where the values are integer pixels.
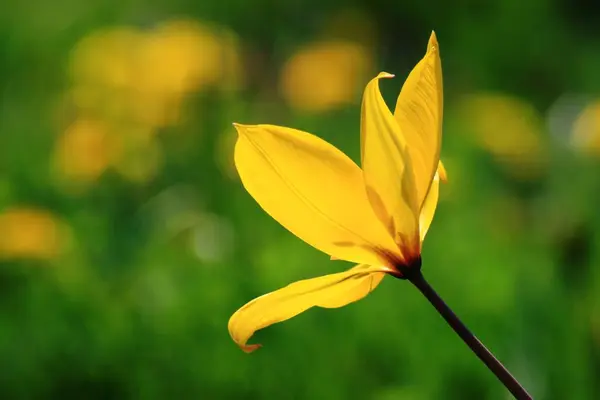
left=1, top=0, right=600, bottom=399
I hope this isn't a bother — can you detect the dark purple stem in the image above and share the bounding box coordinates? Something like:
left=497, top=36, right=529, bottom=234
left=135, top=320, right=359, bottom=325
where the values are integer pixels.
left=408, top=270, right=532, bottom=399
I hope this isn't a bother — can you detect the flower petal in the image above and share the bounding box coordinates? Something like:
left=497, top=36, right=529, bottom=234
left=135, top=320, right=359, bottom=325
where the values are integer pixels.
left=419, top=161, right=447, bottom=241
left=360, top=73, right=419, bottom=254
left=394, top=31, right=443, bottom=211
left=437, top=159, right=448, bottom=183
left=234, top=123, right=400, bottom=266
left=228, top=264, right=388, bottom=352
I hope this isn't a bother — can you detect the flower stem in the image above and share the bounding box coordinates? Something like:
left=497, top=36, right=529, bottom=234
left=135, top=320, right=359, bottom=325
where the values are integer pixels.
left=408, top=270, right=532, bottom=399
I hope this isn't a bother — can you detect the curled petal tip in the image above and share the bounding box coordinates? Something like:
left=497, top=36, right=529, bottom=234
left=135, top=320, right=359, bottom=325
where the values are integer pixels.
left=377, top=71, right=395, bottom=79
left=438, top=161, right=448, bottom=183
left=227, top=265, right=388, bottom=353
left=241, top=343, right=262, bottom=353
left=439, top=172, right=448, bottom=184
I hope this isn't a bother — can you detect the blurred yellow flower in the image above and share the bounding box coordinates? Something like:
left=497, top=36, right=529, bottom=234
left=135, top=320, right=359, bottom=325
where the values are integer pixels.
left=229, top=32, right=446, bottom=352
left=70, top=27, right=141, bottom=87
left=54, top=118, right=119, bottom=184
left=138, top=19, right=242, bottom=96
left=68, top=19, right=243, bottom=129
left=280, top=40, right=374, bottom=113
left=59, top=19, right=244, bottom=187
left=571, top=100, right=600, bottom=155
left=0, top=208, right=67, bottom=260
left=458, top=93, right=547, bottom=179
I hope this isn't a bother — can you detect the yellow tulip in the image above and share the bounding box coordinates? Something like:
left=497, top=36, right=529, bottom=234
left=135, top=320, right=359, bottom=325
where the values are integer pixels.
left=229, top=32, right=446, bottom=353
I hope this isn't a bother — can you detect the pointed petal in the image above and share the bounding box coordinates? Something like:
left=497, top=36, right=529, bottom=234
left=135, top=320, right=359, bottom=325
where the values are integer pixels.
left=234, top=123, right=401, bottom=266
left=228, top=264, right=388, bottom=352
left=360, top=73, right=419, bottom=252
left=419, top=161, right=447, bottom=241
left=437, top=159, right=448, bottom=183
left=394, top=31, right=443, bottom=210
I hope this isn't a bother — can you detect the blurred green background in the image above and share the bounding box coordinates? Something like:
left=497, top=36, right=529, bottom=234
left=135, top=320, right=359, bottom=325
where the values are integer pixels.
left=1, top=0, right=600, bottom=398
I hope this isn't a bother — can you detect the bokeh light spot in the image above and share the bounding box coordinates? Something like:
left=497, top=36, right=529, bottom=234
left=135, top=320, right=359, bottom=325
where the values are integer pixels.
left=280, top=40, right=373, bottom=113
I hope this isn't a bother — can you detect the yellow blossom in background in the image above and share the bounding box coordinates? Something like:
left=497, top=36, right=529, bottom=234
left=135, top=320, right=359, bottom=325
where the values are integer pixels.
left=0, top=208, right=68, bottom=260
left=138, top=20, right=243, bottom=96
left=138, top=20, right=222, bottom=96
left=54, top=118, right=119, bottom=185
left=229, top=32, right=445, bottom=352
left=68, top=19, right=242, bottom=129
left=58, top=18, right=243, bottom=187
left=53, top=118, right=163, bottom=185
left=571, top=100, right=600, bottom=155
left=69, top=27, right=142, bottom=91
left=458, top=93, right=547, bottom=180
left=279, top=40, right=374, bottom=113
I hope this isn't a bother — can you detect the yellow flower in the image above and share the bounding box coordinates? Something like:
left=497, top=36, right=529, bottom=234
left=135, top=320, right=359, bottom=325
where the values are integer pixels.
left=0, top=208, right=68, bottom=261
left=458, top=93, right=546, bottom=180
left=54, top=118, right=118, bottom=184
left=229, top=32, right=446, bottom=353
left=280, top=40, right=374, bottom=113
